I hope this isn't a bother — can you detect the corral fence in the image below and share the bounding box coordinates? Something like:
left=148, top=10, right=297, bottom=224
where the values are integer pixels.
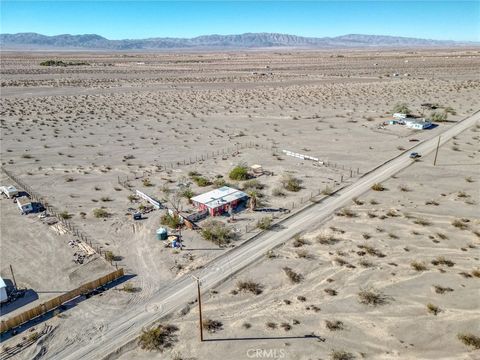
left=0, top=268, right=124, bottom=334
left=1, top=167, right=117, bottom=267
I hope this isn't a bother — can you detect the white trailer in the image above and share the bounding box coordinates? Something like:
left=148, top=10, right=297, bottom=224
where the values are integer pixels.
left=0, top=277, right=8, bottom=303
left=0, top=185, right=19, bottom=198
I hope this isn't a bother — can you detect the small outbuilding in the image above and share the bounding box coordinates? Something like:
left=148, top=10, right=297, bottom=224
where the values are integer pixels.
left=17, top=196, right=33, bottom=214
left=0, top=185, right=18, bottom=198
left=405, top=119, right=432, bottom=130
left=393, top=113, right=408, bottom=119
left=190, top=186, right=249, bottom=216
left=0, top=277, right=8, bottom=303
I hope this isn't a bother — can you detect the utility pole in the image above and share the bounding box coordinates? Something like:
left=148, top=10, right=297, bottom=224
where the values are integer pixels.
left=433, top=136, right=441, bottom=166
left=192, top=275, right=204, bottom=341
left=10, top=264, right=17, bottom=290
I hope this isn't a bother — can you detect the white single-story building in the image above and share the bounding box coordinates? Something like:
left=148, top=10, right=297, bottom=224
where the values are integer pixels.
left=0, top=277, right=8, bottom=303
left=393, top=113, right=408, bottom=119
left=405, top=119, right=432, bottom=130
left=191, top=186, right=249, bottom=216
left=17, top=196, right=33, bottom=214
left=0, top=185, right=18, bottom=198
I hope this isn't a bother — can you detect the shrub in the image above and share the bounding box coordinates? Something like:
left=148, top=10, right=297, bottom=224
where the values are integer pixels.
left=430, top=111, right=448, bottom=122
left=411, top=261, right=427, bottom=271
left=242, top=179, right=264, bottom=191
left=472, top=269, right=480, bottom=278
left=427, top=303, right=441, bottom=315
left=457, top=333, right=480, bottom=349
left=296, top=249, right=312, bottom=259
left=357, top=244, right=385, bottom=258
left=371, top=183, right=385, bottom=191
left=229, top=165, right=249, bottom=181
left=324, top=288, right=338, bottom=296
left=293, top=235, right=309, bottom=247
left=280, top=322, right=292, bottom=331
left=128, top=194, right=139, bottom=202
left=160, top=212, right=183, bottom=229
left=101, top=196, right=112, bottom=202
left=122, top=282, right=138, bottom=293
left=358, top=288, right=388, bottom=306
left=202, top=319, right=223, bottom=333
left=28, top=332, right=40, bottom=341
left=142, top=178, right=153, bottom=187
left=281, top=174, right=302, bottom=192
left=59, top=211, right=72, bottom=220
left=105, top=251, right=117, bottom=262
left=266, top=322, right=277, bottom=329
left=398, top=185, right=410, bottom=192
left=283, top=267, right=303, bottom=283
left=451, top=219, right=469, bottom=230
left=257, top=216, right=273, bottom=230
left=192, top=176, right=211, bottom=187
left=336, top=208, right=357, bottom=217
left=317, top=233, right=340, bottom=245
left=201, top=220, right=234, bottom=246
left=414, top=218, right=431, bottom=226
left=180, top=187, right=195, bottom=199
left=325, top=320, right=344, bottom=331
left=139, top=324, right=179, bottom=351
left=242, top=322, right=251, bottom=329
left=330, top=350, right=355, bottom=360
left=236, top=280, right=263, bottom=295
left=431, top=256, right=455, bottom=267
left=93, top=208, right=110, bottom=218
left=392, top=103, right=411, bottom=114
left=272, top=187, right=285, bottom=197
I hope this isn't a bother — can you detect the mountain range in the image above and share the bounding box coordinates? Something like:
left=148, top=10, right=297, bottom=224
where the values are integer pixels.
left=0, top=32, right=476, bottom=50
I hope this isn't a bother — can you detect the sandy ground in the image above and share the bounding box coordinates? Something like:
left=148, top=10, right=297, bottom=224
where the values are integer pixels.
left=0, top=49, right=479, bottom=359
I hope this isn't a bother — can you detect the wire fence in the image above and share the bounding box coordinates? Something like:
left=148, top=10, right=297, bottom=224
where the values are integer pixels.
left=1, top=167, right=118, bottom=268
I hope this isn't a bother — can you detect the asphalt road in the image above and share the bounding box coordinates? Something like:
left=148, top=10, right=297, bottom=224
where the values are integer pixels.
left=50, top=111, right=479, bottom=360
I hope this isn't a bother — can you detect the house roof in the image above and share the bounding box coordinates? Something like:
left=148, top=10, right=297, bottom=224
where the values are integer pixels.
left=191, top=186, right=248, bottom=209
left=0, top=277, right=6, bottom=289
left=2, top=185, right=18, bottom=193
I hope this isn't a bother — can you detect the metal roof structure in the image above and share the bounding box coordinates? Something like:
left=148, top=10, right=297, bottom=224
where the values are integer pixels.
left=190, top=186, right=248, bottom=209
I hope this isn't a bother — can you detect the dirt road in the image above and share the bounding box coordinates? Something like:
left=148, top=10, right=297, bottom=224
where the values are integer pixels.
left=49, top=111, right=480, bottom=360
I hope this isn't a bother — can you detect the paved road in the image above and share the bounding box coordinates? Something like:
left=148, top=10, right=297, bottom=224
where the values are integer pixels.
left=51, top=111, right=480, bottom=360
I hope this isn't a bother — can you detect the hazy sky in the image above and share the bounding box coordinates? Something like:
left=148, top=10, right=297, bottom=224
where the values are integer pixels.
left=1, top=1, right=479, bottom=41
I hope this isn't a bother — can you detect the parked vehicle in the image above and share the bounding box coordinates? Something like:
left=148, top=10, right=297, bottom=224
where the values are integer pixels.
left=409, top=152, right=421, bottom=159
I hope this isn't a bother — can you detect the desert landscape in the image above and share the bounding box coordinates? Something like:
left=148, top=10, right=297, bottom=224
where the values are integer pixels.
left=0, top=48, right=479, bottom=360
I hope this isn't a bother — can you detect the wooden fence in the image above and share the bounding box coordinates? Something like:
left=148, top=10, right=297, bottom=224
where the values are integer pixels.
left=0, top=268, right=124, bottom=334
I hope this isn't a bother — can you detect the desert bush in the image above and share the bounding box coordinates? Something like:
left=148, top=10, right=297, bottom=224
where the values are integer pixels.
left=139, top=324, right=179, bottom=351
left=357, top=244, right=385, bottom=258
left=59, top=211, right=72, bottom=220
left=242, top=322, right=251, bottom=329
left=325, top=320, right=344, bottom=331
left=433, top=285, right=453, bottom=294
left=180, top=187, right=195, bottom=199
left=257, top=216, right=273, bottom=230
left=472, top=269, right=480, bottom=278
left=430, top=111, right=448, bottom=122
left=283, top=267, right=303, bottom=283
left=392, top=103, right=411, bottom=114
left=427, top=303, right=441, bottom=315
left=280, top=322, right=292, bottom=331
left=293, top=235, right=309, bottom=247
left=359, top=259, right=374, bottom=268
left=333, top=257, right=349, bottom=266
left=105, top=251, right=118, bottom=262
left=317, top=233, right=340, bottom=245
left=330, top=350, right=355, bottom=360
left=202, top=319, right=223, bottom=333
left=160, top=213, right=183, bottom=229
left=201, top=220, right=234, bottom=246
left=142, top=178, right=153, bottom=187
left=192, top=176, right=211, bottom=187
left=266, top=322, right=277, bottom=329
left=242, top=179, right=264, bottom=191
left=411, top=261, right=428, bottom=271
left=93, top=208, right=110, bottom=218
left=229, top=164, right=249, bottom=181
left=281, top=174, right=302, bottom=192
left=272, top=187, right=285, bottom=197
left=371, top=183, right=385, bottom=191
left=236, top=280, right=263, bottom=295
left=100, top=196, right=112, bottom=202
left=352, top=197, right=364, bottom=205
left=431, top=256, right=455, bottom=267
left=296, top=249, right=312, bottom=259
left=128, top=194, right=139, bottom=202
left=121, top=282, right=139, bottom=293
left=28, top=332, right=40, bottom=341
left=398, top=185, right=410, bottom=192
left=358, top=288, right=388, bottom=306
left=414, top=218, right=431, bottom=226
left=457, top=333, right=480, bottom=349
left=335, top=208, right=357, bottom=217
left=324, top=288, right=338, bottom=296
left=443, top=106, right=456, bottom=115
left=451, top=219, right=469, bottom=230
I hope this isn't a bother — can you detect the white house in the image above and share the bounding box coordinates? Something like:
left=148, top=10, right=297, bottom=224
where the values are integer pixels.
left=17, top=196, right=33, bottom=214
left=0, top=277, right=8, bottom=303
left=0, top=185, right=18, bottom=198
left=405, top=119, right=432, bottom=130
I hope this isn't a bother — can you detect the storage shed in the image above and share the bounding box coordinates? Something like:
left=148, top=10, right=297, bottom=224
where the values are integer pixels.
left=190, top=186, right=249, bottom=216
left=0, top=185, right=18, bottom=198
left=405, top=119, right=432, bottom=130
left=0, top=277, right=8, bottom=303
left=17, top=196, right=33, bottom=214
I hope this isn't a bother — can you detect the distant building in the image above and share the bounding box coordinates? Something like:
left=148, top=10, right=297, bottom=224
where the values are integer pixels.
left=17, top=196, right=33, bottom=214
left=404, top=118, right=432, bottom=130
left=0, top=277, right=8, bottom=303
left=191, top=186, right=249, bottom=216
left=0, top=185, right=18, bottom=198
left=393, top=113, right=408, bottom=119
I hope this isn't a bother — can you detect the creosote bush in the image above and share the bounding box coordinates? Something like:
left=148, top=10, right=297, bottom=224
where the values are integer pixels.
left=358, top=288, right=388, bottom=306
left=257, top=216, right=273, bottom=230
left=202, top=319, right=223, bottom=333
left=371, top=183, right=385, bottom=191
left=139, top=324, right=179, bottom=351
left=325, top=320, right=344, bottom=331
left=93, top=208, right=110, bottom=218
left=283, top=267, right=303, bottom=283
left=201, top=220, right=234, bottom=246
left=160, top=212, right=183, bottom=229
left=236, top=280, right=263, bottom=295
left=457, top=333, right=480, bottom=349
left=229, top=164, right=249, bottom=181
left=281, top=174, right=302, bottom=192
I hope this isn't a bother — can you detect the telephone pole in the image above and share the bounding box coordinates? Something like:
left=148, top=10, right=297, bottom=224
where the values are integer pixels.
left=433, top=136, right=441, bottom=166
left=192, top=276, right=204, bottom=341
left=10, top=264, right=17, bottom=290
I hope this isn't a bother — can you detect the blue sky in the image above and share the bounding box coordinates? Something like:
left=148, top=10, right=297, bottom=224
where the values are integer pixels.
left=1, top=1, right=479, bottom=41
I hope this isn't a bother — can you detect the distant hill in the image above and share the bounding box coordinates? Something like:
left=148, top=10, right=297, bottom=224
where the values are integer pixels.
left=0, top=32, right=476, bottom=50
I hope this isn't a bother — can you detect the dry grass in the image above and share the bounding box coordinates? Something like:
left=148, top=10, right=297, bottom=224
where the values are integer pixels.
left=457, top=333, right=480, bottom=349
left=451, top=219, right=469, bottom=230
left=426, top=303, right=441, bottom=315
left=283, top=267, right=303, bottom=283
left=358, top=288, right=388, bottom=306
left=411, top=261, right=428, bottom=271
left=330, top=350, right=355, bottom=360
left=433, top=285, right=454, bottom=294
left=431, top=256, right=455, bottom=267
